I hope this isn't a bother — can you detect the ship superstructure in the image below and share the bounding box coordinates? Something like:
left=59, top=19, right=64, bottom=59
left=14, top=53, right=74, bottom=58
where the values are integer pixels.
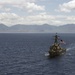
left=49, top=33, right=66, bottom=58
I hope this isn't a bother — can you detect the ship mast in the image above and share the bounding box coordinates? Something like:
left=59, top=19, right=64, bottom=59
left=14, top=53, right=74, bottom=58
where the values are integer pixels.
left=54, top=33, right=59, bottom=44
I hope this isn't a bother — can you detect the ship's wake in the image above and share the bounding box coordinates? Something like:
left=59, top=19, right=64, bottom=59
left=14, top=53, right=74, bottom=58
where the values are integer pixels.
left=45, top=52, right=49, bottom=56
left=66, top=43, right=75, bottom=51
left=65, top=43, right=75, bottom=56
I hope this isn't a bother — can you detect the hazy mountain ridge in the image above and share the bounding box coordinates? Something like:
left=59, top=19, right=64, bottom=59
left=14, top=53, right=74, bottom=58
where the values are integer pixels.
left=0, top=24, right=75, bottom=33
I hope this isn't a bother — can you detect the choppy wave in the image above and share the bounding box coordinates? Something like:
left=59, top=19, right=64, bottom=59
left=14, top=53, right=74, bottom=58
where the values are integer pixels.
left=0, top=33, right=75, bottom=75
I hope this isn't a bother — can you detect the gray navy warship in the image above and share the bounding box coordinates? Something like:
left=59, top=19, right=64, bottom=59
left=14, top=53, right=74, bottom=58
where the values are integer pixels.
left=49, top=33, right=66, bottom=58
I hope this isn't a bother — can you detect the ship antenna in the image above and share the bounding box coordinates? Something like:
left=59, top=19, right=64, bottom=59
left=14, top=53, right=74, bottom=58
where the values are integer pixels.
left=54, top=33, right=58, bottom=44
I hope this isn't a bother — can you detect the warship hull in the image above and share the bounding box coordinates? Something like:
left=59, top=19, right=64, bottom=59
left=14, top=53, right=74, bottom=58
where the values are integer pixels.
left=48, top=33, right=66, bottom=58
left=49, top=49, right=66, bottom=58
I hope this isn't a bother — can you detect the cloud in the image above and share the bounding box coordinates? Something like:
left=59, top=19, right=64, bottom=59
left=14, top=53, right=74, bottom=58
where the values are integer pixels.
left=0, top=13, right=21, bottom=25
left=0, top=12, right=66, bottom=26
left=0, top=0, right=36, bottom=3
left=0, top=0, right=45, bottom=12
left=58, top=0, right=75, bottom=12
left=0, top=12, right=75, bottom=26
left=13, top=2, right=45, bottom=12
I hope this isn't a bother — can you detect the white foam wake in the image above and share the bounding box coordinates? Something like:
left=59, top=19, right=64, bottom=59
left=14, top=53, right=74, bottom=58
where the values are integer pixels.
left=67, top=48, right=72, bottom=51
left=45, top=52, right=49, bottom=56
left=66, top=43, right=75, bottom=51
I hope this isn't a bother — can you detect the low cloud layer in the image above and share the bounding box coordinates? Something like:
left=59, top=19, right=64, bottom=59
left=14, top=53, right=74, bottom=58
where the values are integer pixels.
left=0, top=12, right=75, bottom=26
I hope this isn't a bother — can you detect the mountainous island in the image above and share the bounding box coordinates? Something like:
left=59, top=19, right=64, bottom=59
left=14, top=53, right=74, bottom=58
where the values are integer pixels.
left=0, top=23, right=75, bottom=33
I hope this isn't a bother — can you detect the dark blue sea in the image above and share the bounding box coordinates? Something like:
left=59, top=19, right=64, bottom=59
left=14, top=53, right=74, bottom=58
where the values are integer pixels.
left=0, top=33, right=75, bottom=75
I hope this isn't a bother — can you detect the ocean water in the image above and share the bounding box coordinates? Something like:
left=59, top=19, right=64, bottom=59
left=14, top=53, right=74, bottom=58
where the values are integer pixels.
left=0, top=33, right=75, bottom=75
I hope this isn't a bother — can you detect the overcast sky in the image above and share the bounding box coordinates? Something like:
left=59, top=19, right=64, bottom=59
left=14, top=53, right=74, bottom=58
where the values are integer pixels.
left=0, top=0, right=75, bottom=26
